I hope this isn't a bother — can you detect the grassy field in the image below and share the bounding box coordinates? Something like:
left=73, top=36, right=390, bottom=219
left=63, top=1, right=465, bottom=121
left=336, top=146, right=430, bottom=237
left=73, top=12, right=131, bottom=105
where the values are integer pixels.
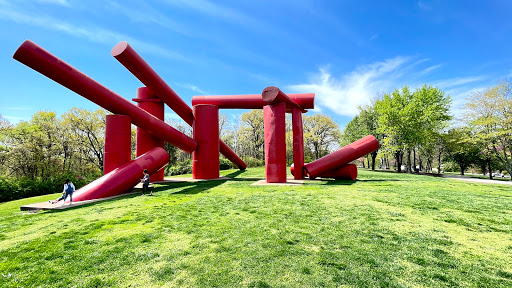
left=0, top=167, right=511, bottom=287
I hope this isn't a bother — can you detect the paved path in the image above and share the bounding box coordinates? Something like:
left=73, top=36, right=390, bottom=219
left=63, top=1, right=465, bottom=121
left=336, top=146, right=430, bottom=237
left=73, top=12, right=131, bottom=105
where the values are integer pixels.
left=442, top=174, right=512, bottom=186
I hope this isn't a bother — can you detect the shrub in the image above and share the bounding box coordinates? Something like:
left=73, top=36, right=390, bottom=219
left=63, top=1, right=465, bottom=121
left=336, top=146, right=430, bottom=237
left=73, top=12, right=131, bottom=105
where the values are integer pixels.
left=0, top=172, right=91, bottom=203
left=166, top=159, right=193, bottom=176
left=242, top=157, right=265, bottom=168
left=219, top=158, right=236, bottom=170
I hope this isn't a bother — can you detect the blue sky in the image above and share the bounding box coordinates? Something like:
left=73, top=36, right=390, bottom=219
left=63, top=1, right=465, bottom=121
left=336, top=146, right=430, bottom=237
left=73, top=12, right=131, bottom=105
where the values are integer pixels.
left=1, top=0, right=511, bottom=129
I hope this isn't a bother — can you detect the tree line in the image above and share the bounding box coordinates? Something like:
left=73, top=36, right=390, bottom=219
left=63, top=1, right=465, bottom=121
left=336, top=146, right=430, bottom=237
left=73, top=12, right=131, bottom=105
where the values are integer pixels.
left=343, top=80, right=512, bottom=180
left=0, top=107, right=343, bottom=200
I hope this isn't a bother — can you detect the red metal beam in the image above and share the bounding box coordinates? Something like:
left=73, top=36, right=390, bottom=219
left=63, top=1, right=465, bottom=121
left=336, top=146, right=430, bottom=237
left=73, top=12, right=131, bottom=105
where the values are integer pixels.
left=304, top=135, right=379, bottom=179
left=264, top=102, right=287, bottom=183
left=13, top=40, right=197, bottom=153
left=111, top=41, right=246, bottom=170
left=191, top=93, right=315, bottom=110
left=262, top=86, right=306, bottom=113
left=193, top=105, right=220, bottom=179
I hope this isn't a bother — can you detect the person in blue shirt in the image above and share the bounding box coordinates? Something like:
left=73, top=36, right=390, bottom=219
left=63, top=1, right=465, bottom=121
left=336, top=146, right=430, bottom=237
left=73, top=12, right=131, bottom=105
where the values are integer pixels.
left=62, top=179, right=75, bottom=205
left=141, top=169, right=152, bottom=196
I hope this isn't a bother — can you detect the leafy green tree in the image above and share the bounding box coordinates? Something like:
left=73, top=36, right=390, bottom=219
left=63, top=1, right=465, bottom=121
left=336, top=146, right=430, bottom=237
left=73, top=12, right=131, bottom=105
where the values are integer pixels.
left=465, top=80, right=512, bottom=179
left=239, top=110, right=265, bottom=159
left=303, top=114, right=341, bottom=160
left=444, top=128, right=481, bottom=175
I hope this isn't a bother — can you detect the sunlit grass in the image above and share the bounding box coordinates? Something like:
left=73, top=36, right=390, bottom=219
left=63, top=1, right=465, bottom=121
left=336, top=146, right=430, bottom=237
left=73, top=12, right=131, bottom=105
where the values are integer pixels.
left=1, top=167, right=511, bottom=287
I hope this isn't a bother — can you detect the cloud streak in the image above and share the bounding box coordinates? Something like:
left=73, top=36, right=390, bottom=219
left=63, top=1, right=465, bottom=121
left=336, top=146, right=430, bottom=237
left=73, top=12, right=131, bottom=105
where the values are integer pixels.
left=288, top=57, right=488, bottom=120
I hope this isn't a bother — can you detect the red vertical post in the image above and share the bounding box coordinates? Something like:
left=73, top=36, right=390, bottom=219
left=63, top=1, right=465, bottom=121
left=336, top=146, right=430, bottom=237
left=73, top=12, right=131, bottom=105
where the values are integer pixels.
left=133, top=87, right=165, bottom=181
left=264, top=102, right=287, bottom=183
left=104, top=114, right=132, bottom=175
left=193, top=105, right=220, bottom=179
left=292, top=107, right=305, bottom=180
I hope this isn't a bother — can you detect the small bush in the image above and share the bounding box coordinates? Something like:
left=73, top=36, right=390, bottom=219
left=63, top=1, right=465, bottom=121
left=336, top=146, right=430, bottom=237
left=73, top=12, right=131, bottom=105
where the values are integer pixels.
left=219, top=158, right=236, bottom=170
left=0, top=172, right=91, bottom=203
left=166, top=159, right=193, bottom=176
left=242, top=157, right=265, bottom=168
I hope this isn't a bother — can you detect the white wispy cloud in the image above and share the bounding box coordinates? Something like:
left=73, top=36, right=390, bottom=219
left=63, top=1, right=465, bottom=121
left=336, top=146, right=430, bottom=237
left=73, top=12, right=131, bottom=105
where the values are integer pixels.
left=161, top=0, right=254, bottom=26
left=433, top=76, right=486, bottom=89
left=422, top=64, right=442, bottom=74
left=417, top=1, right=432, bottom=11
left=0, top=6, right=188, bottom=61
left=177, top=83, right=207, bottom=95
left=36, top=0, right=70, bottom=7
left=288, top=56, right=412, bottom=117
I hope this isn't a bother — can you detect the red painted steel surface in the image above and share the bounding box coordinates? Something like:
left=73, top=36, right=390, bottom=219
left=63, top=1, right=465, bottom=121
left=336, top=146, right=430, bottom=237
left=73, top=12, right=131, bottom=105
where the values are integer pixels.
left=291, top=164, right=357, bottom=180
left=192, top=105, right=220, bottom=179
left=191, top=93, right=315, bottom=110
left=69, top=147, right=169, bottom=203
left=292, top=107, right=305, bottom=179
left=304, top=135, right=379, bottom=179
left=264, top=102, right=287, bottom=183
left=111, top=41, right=246, bottom=170
left=104, top=115, right=132, bottom=175
left=13, top=40, right=197, bottom=153
left=262, top=86, right=306, bottom=112
left=134, top=87, right=165, bottom=181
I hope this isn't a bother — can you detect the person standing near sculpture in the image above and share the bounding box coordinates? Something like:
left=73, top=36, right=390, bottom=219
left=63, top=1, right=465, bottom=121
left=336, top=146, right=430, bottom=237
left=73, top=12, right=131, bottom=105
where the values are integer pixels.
left=63, top=179, right=75, bottom=205
left=141, top=169, right=152, bottom=196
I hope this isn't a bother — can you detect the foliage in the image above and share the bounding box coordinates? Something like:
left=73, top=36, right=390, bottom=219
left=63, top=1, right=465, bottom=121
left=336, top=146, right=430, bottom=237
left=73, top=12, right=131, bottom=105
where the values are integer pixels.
left=0, top=172, right=91, bottom=202
left=443, top=128, right=482, bottom=175
left=465, top=79, right=512, bottom=179
left=1, top=168, right=511, bottom=287
left=303, top=114, right=341, bottom=160
left=165, top=159, right=193, bottom=176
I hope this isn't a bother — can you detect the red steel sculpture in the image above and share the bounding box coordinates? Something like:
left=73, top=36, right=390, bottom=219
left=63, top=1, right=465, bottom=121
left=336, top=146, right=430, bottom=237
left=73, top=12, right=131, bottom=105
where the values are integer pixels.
left=111, top=41, right=246, bottom=170
left=13, top=39, right=380, bottom=204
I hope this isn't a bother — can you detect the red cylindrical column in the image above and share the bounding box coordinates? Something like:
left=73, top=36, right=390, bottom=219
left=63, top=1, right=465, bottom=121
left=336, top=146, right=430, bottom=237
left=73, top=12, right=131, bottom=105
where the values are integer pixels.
left=264, top=102, right=287, bottom=183
left=133, top=87, right=165, bottom=181
left=292, top=107, right=305, bottom=179
left=69, top=147, right=169, bottom=203
left=12, top=40, right=197, bottom=153
left=111, top=41, right=246, bottom=170
left=291, top=164, right=357, bottom=180
left=262, top=86, right=305, bottom=112
left=304, top=135, right=379, bottom=179
left=193, top=105, right=220, bottom=179
left=104, top=114, right=132, bottom=175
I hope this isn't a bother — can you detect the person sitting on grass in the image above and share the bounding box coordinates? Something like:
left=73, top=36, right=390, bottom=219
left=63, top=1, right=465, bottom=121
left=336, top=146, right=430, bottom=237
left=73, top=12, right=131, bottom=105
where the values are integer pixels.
left=141, top=169, right=152, bottom=196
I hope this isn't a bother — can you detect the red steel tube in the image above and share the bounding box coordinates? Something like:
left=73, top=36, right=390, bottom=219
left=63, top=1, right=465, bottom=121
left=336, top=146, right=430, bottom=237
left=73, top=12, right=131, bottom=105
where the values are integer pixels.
left=264, top=102, right=287, bottom=183
left=304, top=135, right=379, bottom=179
left=193, top=105, right=220, bottom=179
left=13, top=40, right=197, bottom=153
left=292, top=107, right=305, bottom=179
left=69, top=147, right=169, bottom=202
left=104, top=114, right=132, bottom=175
left=111, top=41, right=246, bottom=170
left=134, top=87, right=165, bottom=181
left=192, top=93, right=315, bottom=110
left=262, top=86, right=306, bottom=112
left=291, top=164, right=358, bottom=180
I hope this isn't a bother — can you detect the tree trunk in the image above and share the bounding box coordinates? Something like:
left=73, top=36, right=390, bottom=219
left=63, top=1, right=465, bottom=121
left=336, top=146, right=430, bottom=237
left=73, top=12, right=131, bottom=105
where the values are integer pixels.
left=413, top=148, right=416, bottom=171
left=407, top=148, right=412, bottom=173
left=371, top=151, right=377, bottom=171
left=396, top=151, right=402, bottom=172
left=488, top=158, right=493, bottom=180
left=460, top=162, right=465, bottom=175
left=437, top=151, right=442, bottom=174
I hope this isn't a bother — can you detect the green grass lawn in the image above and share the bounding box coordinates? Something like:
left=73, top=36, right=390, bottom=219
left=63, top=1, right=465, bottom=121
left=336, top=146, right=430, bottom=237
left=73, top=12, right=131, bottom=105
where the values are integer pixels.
left=1, top=167, right=511, bottom=287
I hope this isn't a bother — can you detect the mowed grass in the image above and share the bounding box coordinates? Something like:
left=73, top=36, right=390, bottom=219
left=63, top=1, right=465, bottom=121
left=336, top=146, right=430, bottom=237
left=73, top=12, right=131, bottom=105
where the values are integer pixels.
left=1, top=168, right=511, bottom=287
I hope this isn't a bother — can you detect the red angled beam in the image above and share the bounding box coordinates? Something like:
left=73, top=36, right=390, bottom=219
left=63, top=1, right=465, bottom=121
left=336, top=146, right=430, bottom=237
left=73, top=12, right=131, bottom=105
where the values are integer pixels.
left=13, top=40, right=197, bottom=153
left=192, top=93, right=315, bottom=110
left=69, top=147, right=169, bottom=203
left=304, top=135, right=379, bottom=179
left=111, top=41, right=246, bottom=170
left=262, top=86, right=306, bottom=112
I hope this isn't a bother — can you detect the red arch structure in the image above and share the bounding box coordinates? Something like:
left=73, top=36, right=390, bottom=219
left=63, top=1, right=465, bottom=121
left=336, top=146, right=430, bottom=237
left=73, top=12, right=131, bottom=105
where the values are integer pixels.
left=13, top=39, right=379, bottom=203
